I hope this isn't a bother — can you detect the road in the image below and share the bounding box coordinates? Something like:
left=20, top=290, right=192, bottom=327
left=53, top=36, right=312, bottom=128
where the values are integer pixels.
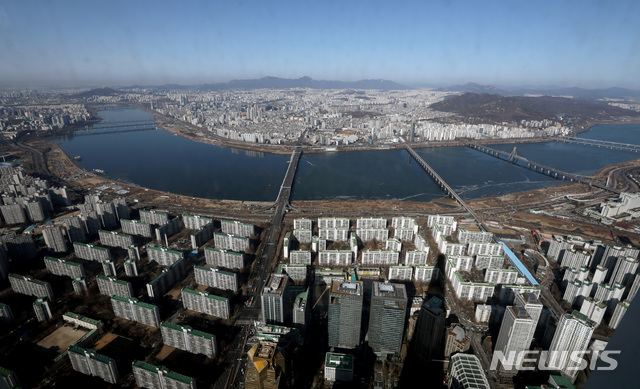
left=216, top=131, right=305, bottom=389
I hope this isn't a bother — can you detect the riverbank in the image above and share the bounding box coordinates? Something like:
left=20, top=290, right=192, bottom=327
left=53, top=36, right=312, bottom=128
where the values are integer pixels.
left=130, top=103, right=562, bottom=155
left=40, top=139, right=621, bottom=219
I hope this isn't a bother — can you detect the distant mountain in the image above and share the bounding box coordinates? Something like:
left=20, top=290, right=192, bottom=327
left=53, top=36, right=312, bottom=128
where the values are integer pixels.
left=438, top=83, right=640, bottom=101
left=437, top=82, right=510, bottom=95
left=72, top=87, right=120, bottom=98
left=198, top=76, right=409, bottom=91
left=429, top=92, right=639, bottom=123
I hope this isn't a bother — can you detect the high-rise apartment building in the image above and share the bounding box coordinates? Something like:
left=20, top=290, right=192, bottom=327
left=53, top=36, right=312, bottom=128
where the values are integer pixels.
left=546, top=311, right=596, bottom=382
left=8, top=273, right=53, bottom=299
left=161, top=322, right=217, bottom=358
left=493, top=306, right=534, bottom=372
left=110, top=296, right=161, bottom=327
left=181, top=288, right=230, bottom=319
left=42, top=225, right=67, bottom=253
left=44, top=256, right=85, bottom=278
left=68, top=346, right=119, bottom=384
left=132, top=360, right=196, bottom=389
left=204, top=247, right=246, bottom=269
left=96, top=275, right=134, bottom=298
left=194, top=266, right=238, bottom=291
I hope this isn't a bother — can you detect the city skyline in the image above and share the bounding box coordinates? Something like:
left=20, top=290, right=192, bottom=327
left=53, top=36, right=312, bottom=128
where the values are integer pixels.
left=1, top=0, right=639, bottom=89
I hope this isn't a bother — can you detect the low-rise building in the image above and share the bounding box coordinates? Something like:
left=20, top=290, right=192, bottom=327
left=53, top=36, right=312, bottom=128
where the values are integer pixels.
left=324, top=352, right=354, bottom=382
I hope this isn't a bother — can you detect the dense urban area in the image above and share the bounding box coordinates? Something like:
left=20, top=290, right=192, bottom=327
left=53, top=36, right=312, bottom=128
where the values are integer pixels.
left=0, top=84, right=640, bottom=389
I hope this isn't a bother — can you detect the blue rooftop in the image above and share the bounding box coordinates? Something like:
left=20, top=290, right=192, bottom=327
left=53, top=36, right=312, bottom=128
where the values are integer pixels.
left=499, top=241, right=539, bottom=286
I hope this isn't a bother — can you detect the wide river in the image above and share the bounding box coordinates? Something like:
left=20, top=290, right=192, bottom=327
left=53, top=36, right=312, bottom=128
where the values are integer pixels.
left=56, top=107, right=640, bottom=202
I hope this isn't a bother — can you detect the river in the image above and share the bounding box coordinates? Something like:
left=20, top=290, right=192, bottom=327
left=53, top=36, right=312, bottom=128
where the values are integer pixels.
left=56, top=107, right=640, bottom=202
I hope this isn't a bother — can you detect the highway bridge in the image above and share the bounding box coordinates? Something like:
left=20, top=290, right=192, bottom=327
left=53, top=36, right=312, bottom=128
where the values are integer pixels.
left=467, top=142, right=620, bottom=194
left=404, top=143, right=488, bottom=232
left=72, top=126, right=158, bottom=136
left=556, top=136, right=640, bottom=153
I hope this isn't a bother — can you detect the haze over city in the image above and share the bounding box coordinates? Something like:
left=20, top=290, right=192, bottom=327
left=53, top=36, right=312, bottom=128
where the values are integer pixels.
left=1, top=0, right=639, bottom=88
left=2, top=2, right=640, bottom=389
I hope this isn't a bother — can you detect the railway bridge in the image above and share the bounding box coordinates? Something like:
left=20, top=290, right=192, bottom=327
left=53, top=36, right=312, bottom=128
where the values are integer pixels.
left=467, top=142, right=620, bottom=194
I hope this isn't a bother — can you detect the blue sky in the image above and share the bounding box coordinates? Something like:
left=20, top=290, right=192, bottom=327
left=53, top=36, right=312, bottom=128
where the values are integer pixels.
left=1, top=0, right=639, bottom=88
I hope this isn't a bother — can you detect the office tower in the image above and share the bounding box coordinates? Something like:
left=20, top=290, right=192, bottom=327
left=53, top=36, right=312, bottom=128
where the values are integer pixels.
left=110, top=296, right=161, bottom=327
left=33, top=297, right=52, bottom=322
left=292, top=288, right=309, bottom=328
left=546, top=311, right=596, bottom=382
left=42, top=225, right=67, bottom=253
left=493, top=306, right=534, bottom=372
left=368, top=281, right=408, bottom=356
left=514, top=292, right=543, bottom=343
left=181, top=288, right=230, bottom=319
left=68, top=346, right=119, bottom=384
left=324, top=352, right=354, bottom=382
left=96, top=275, right=134, bottom=298
left=328, top=281, right=364, bottom=349
left=261, top=273, right=289, bottom=325
left=448, top=353, right=490, bottom=389
left=245, top=341, right=286, bottom=389
left=413, top=296, right=446, bottom=364
left=132, top=360, right=196, bottom=389
left=444, top=324, right=471, bottom=358
left=161, top=322, right=217, bottom=358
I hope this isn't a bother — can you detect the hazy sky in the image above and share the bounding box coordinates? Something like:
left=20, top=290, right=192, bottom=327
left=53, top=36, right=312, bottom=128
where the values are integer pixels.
left=1, top=0, right=639, bottom=88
